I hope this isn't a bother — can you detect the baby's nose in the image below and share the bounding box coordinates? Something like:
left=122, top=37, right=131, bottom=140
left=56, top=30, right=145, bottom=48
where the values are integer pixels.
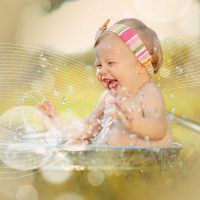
left=98, top=65, right=109, bottom=75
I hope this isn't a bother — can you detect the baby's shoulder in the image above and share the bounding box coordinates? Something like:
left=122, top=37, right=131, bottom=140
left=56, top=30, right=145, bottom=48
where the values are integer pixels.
left=138, top=82, right=166, bottom=116
left=139, top=82, right=165, bottom=108
left=140, top=82, right=162, bottom=98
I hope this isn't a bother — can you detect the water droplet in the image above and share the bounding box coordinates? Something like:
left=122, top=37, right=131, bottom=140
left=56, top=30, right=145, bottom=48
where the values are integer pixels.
left=39, top=53, right=46, bottom=61
left=85, top=65, right=93, bottom=72
left=53, top=89, right=59, bottom=96
left=176, top=66, right=184, bottom=75
left=61, top=97, right=67, bottom=104
left=23, top=123, right=36, bottom=134
left=67, top=85, right=74, bottom=94
left=16, top=97, right=23, bottom=106
left=40, top=62, right=49, bottom=69
left=171, top=107, right=176, bottom=113
left=165, top=39, right=170, bottom=43
left=88, top=77, right=95, bottom=84
left=169, top=94, right=175, bottom=99
left=159, top=67, right=170, bottom=78
left=39, top=52, right=51, bottom=68
left=121, top=86, right=127, bottom=91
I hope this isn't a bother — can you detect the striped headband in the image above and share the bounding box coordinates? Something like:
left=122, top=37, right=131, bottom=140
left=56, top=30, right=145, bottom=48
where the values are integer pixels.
left=96, top=20, right=154, bottom=77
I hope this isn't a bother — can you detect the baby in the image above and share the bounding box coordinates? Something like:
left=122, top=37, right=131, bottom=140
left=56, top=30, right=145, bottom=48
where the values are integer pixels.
left=39, top=18, right=172, bottom=147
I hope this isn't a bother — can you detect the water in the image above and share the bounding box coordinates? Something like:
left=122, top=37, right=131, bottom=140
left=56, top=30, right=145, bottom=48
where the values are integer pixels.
left=61, top=97, right=67, bottom=104
left=36, top=147, right=200, bottom=200
left=0, top=44, right=199, bottom=199
left=39, top=53, right=51, bottom=69
left=30, top=145, right=200, bottom=200
left=0, top=89, right=61, bottom=172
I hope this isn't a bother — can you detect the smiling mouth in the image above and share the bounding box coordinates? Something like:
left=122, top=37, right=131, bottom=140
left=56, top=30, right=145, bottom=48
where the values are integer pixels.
left=102, top=79, right=119, bottom=90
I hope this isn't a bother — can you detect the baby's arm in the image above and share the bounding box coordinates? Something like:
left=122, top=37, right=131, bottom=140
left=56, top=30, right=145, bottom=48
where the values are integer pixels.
left=61, top=91, right=106, bottom=143
left=38, top=91, right=106, bottom=144
left=114, top=84, right=168, bottom=141
left=133, top=84, right=168, bottom=140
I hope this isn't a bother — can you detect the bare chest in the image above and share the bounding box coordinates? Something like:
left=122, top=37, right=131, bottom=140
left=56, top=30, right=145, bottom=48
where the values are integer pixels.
left=96, top=94, right=144, bottom=145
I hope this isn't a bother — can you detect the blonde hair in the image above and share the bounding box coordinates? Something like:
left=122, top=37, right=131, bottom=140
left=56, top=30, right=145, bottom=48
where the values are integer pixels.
left=94, top=18, right=163, bottom=73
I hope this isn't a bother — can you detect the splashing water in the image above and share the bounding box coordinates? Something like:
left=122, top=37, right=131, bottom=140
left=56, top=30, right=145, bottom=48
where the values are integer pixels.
left=39, top=52, right=51, bottom=68
left=176, top=66, right=184, bottom=75
left=0, top=90, right=63, bottom=171
left=0, top=44, right=197, bottom=179
left=0, top=109, right=62, bottom=171
left=61, top=97, right=67, bottom=104
left=16, top=91, right=45, bottom=107
left=66, top=85, right=74, bottom=94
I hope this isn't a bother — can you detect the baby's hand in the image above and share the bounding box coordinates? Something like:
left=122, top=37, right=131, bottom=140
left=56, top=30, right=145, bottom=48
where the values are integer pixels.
left=38, top=99, right=63, bottom=129
left=112, top=99, right=137, bottom=132
left=38, top=99, right=56, bottom=118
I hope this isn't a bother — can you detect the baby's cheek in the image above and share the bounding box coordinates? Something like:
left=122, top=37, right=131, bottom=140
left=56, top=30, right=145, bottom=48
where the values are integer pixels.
left=96, top=71, right=101, bottom=82
left=96, top=71, right=106, bottom=88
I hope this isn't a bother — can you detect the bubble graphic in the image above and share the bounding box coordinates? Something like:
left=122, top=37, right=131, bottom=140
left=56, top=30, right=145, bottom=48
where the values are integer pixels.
left=87, top=170, right=105, bottom=186
left=16, top=185, right=38, bottom=200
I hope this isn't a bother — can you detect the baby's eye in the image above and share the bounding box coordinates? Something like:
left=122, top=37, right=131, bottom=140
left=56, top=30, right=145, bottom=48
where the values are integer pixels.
left=108, top=61, right=114, bottom=65
left=96, top=64, right=102, bottom=69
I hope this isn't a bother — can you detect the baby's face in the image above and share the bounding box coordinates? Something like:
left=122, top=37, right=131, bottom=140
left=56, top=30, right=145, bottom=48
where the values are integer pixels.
left=94, top=34, right=143, bottom=94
